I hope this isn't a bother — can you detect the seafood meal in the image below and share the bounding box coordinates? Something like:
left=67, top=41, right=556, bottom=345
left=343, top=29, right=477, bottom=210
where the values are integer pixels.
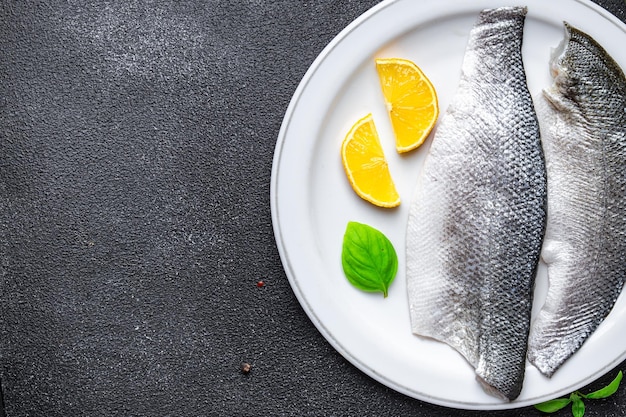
left=406, top=6, right=626, bottom=401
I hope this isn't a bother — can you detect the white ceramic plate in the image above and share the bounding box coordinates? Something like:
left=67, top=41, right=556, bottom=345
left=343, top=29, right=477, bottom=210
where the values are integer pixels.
left=271, top=0, right=626, bottom=410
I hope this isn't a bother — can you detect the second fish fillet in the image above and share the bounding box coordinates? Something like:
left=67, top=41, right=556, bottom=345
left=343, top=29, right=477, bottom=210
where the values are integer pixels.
left=406, top=6, right=547, bottom=401
left=528, top=24, right=626, bottom=378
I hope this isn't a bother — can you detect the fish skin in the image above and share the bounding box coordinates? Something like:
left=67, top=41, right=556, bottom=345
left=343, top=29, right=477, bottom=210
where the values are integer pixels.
left=527, top=24, right=626, bottom=377
left=406, top=6, right=546, bottom=401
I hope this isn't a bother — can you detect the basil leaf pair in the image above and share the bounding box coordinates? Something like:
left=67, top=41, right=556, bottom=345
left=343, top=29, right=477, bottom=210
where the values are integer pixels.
left=534, top=371, right=622, bottom=417
left=341, top=221, right=398, bottom=297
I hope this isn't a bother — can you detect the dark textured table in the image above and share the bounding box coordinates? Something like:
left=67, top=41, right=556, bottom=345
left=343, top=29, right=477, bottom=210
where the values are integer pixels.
left=1, top=1, right=625, bottom=416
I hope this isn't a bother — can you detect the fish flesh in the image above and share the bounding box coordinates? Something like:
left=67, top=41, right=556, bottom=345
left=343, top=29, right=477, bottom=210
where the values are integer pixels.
left=527, top=24, right=626, bottom=377
left=406, top=6, right=546, bottom=401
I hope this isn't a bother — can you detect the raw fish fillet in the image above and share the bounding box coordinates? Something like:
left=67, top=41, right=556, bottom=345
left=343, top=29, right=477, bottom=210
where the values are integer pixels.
left=406, top=6, right=547, bottom=401
left=527, top=23, right=626, bottom=377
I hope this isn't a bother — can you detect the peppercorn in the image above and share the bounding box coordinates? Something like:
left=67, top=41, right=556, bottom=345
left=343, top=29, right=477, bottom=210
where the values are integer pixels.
left=240, top=362, right=252, bottom=374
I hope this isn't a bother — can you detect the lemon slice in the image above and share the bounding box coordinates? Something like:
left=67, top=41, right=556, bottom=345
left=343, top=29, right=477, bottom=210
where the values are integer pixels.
left=341, top=113, right=400, bottom=208
left=376, top=58, right=439, bottom=153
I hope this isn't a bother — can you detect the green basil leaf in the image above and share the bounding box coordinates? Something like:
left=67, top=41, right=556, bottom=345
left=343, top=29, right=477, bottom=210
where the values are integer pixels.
left=571, top=395, right=585, bottom=417
left=341, top=221, right=398, bottom=297
left=584, top=371, right=623, bottom=399
left=534, top=398, right=572, bottom=413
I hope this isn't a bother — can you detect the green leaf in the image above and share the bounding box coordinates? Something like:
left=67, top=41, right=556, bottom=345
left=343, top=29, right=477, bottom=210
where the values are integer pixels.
left=341, top=221, right=398, bottom=297
left=534, top=397, right=572, bottom=413
left=534, top=371, right=623, bottom=416
left=571, top=394, right=585, bottom=417
left=584, top=371, right=623, bottom=399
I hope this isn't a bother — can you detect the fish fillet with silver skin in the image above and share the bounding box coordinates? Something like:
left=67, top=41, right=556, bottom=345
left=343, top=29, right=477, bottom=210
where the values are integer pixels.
left=527, top=24, right=626, bottom=378
left=406, top=6, right=546, bottom=401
